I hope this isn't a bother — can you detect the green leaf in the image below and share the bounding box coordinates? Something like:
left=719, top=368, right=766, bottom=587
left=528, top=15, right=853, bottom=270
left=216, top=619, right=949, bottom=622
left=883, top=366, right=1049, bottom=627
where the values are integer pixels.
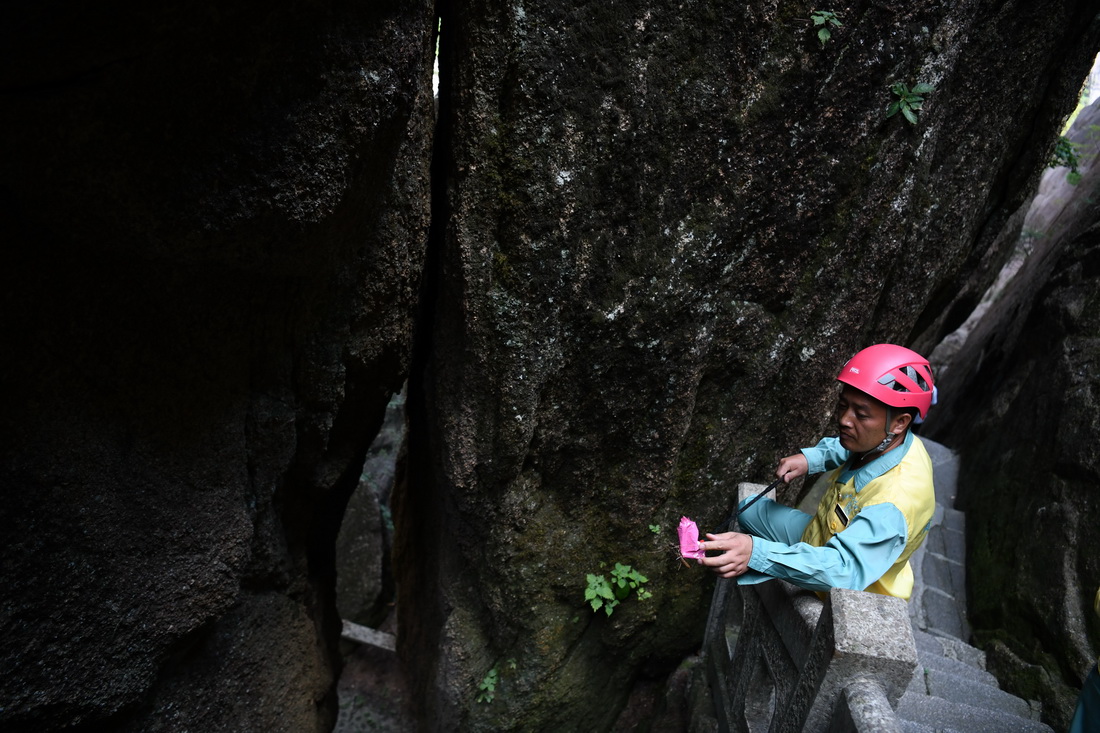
left=886, top=101, right=900, bottom=118
left=818, top=28, right=831, bottom=44
left=901, top=105, right=918, bottom=124
left=911, top=83, right=935, bottom=94
left=812, top=14, right=826, bottom=25
left=908, top=100, right=924, bottom=110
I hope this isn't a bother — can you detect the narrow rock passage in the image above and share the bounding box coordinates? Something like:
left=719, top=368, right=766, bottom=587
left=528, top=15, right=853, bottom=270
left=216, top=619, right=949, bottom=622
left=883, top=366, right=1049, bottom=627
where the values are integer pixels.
left=898, top=438, right=1053, bottom=732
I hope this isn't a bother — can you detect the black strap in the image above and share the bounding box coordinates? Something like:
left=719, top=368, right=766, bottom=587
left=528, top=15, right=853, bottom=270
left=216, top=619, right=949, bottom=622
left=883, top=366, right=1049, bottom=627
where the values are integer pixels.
left=714, top=476, right=784, bottom=534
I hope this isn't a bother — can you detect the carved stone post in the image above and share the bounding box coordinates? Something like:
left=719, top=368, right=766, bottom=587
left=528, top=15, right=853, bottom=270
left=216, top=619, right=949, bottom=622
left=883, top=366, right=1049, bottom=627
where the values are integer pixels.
left=803, top=588, right=918, bottom=732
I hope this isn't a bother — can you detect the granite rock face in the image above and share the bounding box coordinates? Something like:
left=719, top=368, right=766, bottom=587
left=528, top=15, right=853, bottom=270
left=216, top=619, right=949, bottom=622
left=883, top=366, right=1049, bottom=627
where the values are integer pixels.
left=925, top=99, right=1100, bottom=730
left=395, top=1, right=1100, bottom=729
left=0, top=2, right=435, bottom=731
left=4, top=1, right=1100, bottom=731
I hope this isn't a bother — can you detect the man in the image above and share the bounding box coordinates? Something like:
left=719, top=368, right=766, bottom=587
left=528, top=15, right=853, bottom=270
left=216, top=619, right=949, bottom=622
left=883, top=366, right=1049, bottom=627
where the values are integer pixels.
left=699, top=344, right=937, bottom=600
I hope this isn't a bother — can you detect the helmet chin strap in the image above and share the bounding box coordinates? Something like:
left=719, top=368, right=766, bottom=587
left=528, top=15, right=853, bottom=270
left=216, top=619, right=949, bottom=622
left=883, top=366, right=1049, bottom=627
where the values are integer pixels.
left=870, top=432, right=896, bottom=454
left=864, top=407, right=897, bottom=457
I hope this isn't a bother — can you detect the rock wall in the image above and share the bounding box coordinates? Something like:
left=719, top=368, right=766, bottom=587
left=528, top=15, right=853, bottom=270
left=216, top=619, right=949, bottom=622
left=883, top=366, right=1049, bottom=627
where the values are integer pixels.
left=5, top=1, right=1100, bottom=731
left=925, top=99, right=1100, bottom=729
left=396, top=0, right=1100, bottom=729
left=0, top=2, right=435, bottom=731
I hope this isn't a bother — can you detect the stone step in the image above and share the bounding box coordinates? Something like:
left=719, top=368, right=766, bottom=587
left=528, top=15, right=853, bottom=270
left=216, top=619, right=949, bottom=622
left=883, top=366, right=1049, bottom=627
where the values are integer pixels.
left=897, top=692, right=1053, bottom=733
left=915, top=642, right=999, bottom=687
left=919, top=550, right=966, bottom=602
left=923, top=438, right=960, bottom=495
left=923, top=517, right=966, bottom=564
left=897, top=440, right=1047, bottom=732
left=939, top=504, right=965, bottom=534
left=340, top=620, right=396, bottom=651
left=918, top=586, right=972, bottom=642
left=913, top=629, right=987, bottom=671
left=919, top=665, right=1032, bottom=719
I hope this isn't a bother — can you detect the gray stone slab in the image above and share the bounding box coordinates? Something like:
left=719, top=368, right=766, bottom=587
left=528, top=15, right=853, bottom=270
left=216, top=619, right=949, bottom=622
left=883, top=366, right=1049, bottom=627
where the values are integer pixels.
left=930, top=501, right=946, bottom=529
left=922, top=524, right=947, bottom=557
left=907, top=566, right=928, bottom=629
left=922, top=438, right=960, bottom=505
left=913, top=628, right=948, bottom=660
left=906, top=667, right=928, bottom=696
left=940, top=526, right=966, bottom=564
left=921, top=588, right=970, bottom=641
left=922, top=437, right=957, bottom=472
left=915, top=642, right=998, bottom=686
left=915, top=629, right=987, bottom=670
left=924, top=524, right=966, bottom=565
left=941, top=506, right=966, bottom=534
left=897, top=692, right=1053, bottom=733
left=899, top=720, right=935, bottom=733
left=923, top=666, right=1031, bottom=718
left=920, top=553, right=966, bottom=602
left=826, top=588, right=918, bottom=703
left=340, top=620, right=397, bottom=651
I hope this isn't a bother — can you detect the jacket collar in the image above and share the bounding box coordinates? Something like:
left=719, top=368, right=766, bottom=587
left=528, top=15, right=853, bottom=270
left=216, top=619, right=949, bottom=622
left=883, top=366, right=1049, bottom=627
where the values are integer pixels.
left=841, top=429, right=914, bottom=491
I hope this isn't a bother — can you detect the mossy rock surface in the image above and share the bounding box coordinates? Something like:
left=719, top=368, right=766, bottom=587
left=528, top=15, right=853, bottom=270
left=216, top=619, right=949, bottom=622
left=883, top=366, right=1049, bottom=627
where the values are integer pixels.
left=396, top=1, right=1100, bottom=729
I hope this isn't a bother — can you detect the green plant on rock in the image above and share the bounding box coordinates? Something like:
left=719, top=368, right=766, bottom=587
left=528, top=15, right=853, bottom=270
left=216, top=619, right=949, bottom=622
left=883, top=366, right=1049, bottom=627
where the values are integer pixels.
left=648, top=524, right=661, bottom=534
left=810, top=9, right=842, bottom=45
left=1050, top=135, right=1082, bottom=184
left=887, top=82, right=934, bottom=125
left=613, top=562, right=653, bottom=600
left=477, top=666, right=499, bottom=704
left=584, top=562, right=652, bottom=616
left=476, top=658, right=517, bottom=704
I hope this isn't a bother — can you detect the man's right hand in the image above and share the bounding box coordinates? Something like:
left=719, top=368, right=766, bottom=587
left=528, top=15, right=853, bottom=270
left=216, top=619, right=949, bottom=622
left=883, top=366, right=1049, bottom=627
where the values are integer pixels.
left=776, top=453, right=808, bottom=483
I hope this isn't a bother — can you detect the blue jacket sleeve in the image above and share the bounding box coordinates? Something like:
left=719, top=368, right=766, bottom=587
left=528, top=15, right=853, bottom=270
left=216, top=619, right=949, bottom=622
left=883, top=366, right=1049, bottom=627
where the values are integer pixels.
left=801, top=436, right=850, bottom=474
left=740, top=503, right=908, bottom=592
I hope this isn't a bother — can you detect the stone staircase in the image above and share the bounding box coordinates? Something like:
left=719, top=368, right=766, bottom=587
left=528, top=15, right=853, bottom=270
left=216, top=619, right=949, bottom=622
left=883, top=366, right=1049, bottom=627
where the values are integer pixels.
left=897, top=438, right=1052, bottom=732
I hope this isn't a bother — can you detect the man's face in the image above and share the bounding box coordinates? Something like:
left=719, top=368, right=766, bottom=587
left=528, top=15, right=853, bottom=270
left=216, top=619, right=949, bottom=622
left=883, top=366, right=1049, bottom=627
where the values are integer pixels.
left=834, top=385, right=889, bottom=454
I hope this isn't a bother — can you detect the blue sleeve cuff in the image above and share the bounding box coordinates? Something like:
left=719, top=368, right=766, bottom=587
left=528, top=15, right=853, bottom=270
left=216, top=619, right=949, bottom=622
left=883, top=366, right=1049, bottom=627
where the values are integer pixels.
left=803, top=436, right=848, bottom=473
left=747, top=535, right=782, bottom=574
left=802, top=447, right=827, bottom=475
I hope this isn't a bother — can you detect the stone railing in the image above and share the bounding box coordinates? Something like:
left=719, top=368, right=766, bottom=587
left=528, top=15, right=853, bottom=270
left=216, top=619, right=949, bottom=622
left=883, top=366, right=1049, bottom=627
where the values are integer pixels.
left=703, top=483, right=918, bottom=733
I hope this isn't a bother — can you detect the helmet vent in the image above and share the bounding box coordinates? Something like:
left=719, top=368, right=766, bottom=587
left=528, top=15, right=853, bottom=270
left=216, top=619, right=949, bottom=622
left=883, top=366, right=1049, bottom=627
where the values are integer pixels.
left=877, top=365, right=930, bottom=393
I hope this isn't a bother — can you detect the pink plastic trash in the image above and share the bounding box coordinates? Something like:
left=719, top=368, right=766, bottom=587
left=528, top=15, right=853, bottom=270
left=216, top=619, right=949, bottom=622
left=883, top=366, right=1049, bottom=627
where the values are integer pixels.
left=678, top=516, right=705, bottom=559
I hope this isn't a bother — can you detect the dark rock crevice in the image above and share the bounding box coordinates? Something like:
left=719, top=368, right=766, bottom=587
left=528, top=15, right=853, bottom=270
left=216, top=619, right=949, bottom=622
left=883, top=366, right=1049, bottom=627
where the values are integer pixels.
left=1, top=1, right=436, bottom=731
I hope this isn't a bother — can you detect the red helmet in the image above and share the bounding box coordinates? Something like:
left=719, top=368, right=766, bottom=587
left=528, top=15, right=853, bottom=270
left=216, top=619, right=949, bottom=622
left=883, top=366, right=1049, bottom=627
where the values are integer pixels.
left=837, top=344, right=936, bottom=418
